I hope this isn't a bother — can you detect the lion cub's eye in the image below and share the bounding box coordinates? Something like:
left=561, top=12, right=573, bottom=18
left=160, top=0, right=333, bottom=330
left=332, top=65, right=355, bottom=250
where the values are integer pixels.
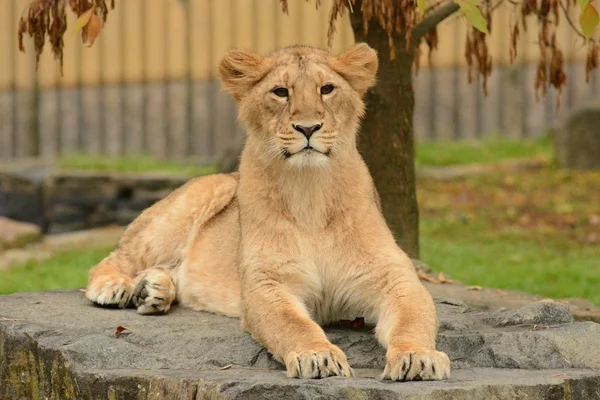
left=320, top=85, right=335, bottom=95
left=273, top=87, right=289, bottom=98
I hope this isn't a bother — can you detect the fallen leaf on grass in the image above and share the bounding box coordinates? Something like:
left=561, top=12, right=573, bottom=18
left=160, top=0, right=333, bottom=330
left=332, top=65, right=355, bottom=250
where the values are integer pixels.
left=340, top=317, right=365, bottom=328
left=1, top=317, right=25, bottom=322
left=218, top=364, right=233, bottom=371
left=467, top=285, right=483, bottom=291
left=114, top=325, right=133, bottom=338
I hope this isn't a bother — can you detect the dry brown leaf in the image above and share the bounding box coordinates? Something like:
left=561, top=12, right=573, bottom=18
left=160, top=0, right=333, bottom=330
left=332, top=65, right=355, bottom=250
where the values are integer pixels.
left=340, top=317, right=365, bottom=328
left=85, top=13, right=102, bottom=47
left=114, top=325, right=132, bottom=338
left=417, top=270, right=440, bottom=284
left=437, top=271, right=454, bottom=284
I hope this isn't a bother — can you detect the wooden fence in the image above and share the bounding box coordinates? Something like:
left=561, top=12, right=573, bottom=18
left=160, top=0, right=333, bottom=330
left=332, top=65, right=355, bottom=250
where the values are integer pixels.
left=0, top=0, right=598, bottom=162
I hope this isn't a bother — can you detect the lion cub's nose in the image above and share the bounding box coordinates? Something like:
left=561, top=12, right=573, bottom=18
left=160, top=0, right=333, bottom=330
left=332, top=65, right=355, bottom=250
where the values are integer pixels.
left=292, top=123, right=323, bottom=140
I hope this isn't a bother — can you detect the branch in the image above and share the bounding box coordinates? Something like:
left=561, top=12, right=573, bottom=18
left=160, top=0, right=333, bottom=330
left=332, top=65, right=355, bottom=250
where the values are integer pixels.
left=424, top=0, right=448, bottom=14
left=412, top=2, right=460, bottom=44
left=559, top=0, right=594, bottom=44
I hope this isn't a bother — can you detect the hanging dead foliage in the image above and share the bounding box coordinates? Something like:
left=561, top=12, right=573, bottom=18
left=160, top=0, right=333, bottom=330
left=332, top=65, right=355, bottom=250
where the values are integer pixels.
left=18, top=0, right=598, bottom=102
left=18, top=0, right=114, bottom=75
left=465, top=3, right=492, bottom=95
left=278, top=0, right=597, bottom=104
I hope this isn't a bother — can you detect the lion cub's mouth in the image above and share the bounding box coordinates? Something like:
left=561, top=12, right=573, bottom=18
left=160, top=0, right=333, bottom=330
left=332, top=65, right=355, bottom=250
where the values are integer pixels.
left=283, top=146, right=331, bottom=158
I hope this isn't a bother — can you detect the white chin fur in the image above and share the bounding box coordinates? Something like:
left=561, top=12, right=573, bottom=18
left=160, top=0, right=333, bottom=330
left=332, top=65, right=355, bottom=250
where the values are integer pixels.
left=286, top=150, right=330, bottom=169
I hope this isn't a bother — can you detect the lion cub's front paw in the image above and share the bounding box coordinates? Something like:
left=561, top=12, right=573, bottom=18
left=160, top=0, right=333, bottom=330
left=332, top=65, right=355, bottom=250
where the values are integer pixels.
left=382, top=347, right=450, bottom=381
left=285, top=344, right=354, bottom=379
left=131, top=269, right=176, bottom=315
left=85, top=274, right=134, bottom=308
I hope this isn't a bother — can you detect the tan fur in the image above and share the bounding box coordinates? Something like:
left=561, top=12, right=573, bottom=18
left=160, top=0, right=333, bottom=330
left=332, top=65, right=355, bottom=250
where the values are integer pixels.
left=85, top=43, right=451, bottom=381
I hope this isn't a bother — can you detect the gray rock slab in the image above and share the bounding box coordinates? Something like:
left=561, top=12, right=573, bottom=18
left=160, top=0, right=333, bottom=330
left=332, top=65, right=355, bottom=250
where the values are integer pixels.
left=424, top=281, right=600, bottom=323
left=1, top=291, right=600, bottom=399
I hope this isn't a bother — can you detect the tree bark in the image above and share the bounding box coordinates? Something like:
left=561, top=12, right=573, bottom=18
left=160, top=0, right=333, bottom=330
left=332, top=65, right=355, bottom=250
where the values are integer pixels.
left=350, top=6, right=420, bottom=258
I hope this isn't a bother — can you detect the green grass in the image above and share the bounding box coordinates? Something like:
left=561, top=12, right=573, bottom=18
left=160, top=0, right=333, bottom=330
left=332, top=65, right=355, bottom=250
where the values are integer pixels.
left=59, top=154, right=217, bottom=176
left=60, top=136, right=552, bottom=173
left=0, top=246, right=112, bottom=295
left=415, top=134, right=553, bottom=167
left=420, top=218, right=600, bottom=305
left=417, top=164, right=600, bottom=306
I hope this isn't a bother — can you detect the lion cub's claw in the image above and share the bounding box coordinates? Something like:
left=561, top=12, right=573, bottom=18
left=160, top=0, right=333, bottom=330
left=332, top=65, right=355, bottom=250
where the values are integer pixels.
left=131, top=269, right=176, bottom=315
left=85, top=275, right=134, bottom=308
left=381, top=348, right=450, bottom=382
left=285, top=347, right=353, bottom=379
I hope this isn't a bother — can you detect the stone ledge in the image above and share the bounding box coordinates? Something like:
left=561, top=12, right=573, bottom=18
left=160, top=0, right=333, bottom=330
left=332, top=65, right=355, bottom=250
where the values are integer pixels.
left=1, top=291, right=600, bottom=399
left=0, top=159, right=195, bottom=234
left=0, top=217, right=42, bottom=251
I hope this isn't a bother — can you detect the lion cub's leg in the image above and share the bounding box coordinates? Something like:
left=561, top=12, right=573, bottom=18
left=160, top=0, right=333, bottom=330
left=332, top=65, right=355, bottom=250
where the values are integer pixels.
left=241, top=265, right=353, bottom=379
left=85, top=173, right=238, bottom=312
left=374, top=261, right=451, bottom=381
left=86, top=261, right=134, bottom=308
left=131, top=267, right=177, bottom=314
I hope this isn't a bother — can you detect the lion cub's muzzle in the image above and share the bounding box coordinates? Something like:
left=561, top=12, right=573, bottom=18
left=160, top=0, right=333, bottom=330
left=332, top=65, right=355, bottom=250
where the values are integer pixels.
left=284, top=121, right=331, bottom=158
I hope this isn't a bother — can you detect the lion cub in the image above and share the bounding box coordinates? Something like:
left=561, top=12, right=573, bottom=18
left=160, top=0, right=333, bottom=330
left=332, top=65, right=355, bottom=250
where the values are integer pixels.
left=85, top=43, right=451, bottom=381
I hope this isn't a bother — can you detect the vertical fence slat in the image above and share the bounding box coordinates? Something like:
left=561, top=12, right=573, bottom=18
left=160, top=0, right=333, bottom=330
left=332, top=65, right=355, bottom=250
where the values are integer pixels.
left=119, top=2, right=126, bottom=156
left=206, top=0, right=216, bottom=158
left=0, top=0, right=17, bottom=160
left=99, top=19, right=106, bottom=155
left=184, top=0, right=194, bottom=158
left=140, top=0, right=148, bottom=154
left=163, top=0, right=171, bottom=159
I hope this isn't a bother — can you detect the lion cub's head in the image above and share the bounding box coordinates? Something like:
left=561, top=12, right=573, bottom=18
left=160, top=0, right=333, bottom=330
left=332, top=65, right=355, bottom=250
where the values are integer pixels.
left=219, top=44, right=378, bottom=169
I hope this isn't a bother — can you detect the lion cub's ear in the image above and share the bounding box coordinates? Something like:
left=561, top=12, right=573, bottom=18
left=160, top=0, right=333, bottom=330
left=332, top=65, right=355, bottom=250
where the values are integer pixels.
left=329, top=43, right=378, bottom=96
left=219, top=50, right=272, bottom=102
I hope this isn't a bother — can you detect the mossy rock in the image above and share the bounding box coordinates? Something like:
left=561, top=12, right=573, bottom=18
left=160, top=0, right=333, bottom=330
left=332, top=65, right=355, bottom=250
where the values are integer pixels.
left=553, top=106, right=600, bottom=170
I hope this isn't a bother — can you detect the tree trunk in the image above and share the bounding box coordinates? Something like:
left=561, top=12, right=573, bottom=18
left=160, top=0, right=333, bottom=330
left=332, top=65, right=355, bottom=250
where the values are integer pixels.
left=350, top=6, right=419, bottom=258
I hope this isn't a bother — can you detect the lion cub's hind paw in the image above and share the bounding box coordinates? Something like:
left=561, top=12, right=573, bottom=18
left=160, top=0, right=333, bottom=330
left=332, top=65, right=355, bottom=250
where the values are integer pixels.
left=85, top=275, right=134, bottom=309
left=381, top=348, right=450, bottom=382
left=285, top=348, right=354, bottom=379
left=131, top=269, right=176, bottom=315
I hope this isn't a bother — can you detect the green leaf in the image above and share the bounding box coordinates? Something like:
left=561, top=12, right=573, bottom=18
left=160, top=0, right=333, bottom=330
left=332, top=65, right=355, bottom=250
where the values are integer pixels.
left=580, top=3, right=599, bottom=41
left=456, top=0, right=489, bottom=34
left=417, top=0, right=427, bottom=17
left=578, top=0, right=590, bottom=10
